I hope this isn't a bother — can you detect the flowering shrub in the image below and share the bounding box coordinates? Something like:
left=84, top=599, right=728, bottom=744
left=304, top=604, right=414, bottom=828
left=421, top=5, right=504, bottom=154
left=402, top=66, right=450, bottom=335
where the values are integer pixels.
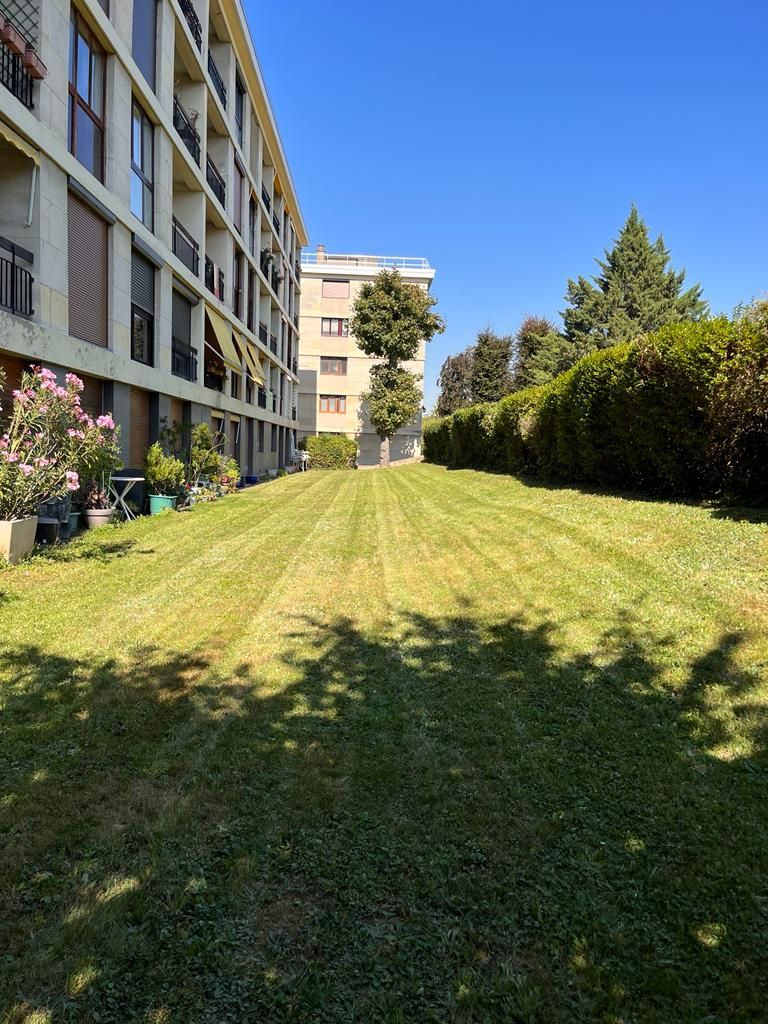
left=0, top=366, right=121, bottom=520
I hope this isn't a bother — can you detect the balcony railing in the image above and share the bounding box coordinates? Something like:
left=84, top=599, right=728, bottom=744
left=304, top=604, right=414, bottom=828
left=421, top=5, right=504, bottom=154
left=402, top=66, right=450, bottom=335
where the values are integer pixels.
left=272, top=212, right=280, bottom=235
left=206, top=156, right=226, bottom=207
left=172, top=338, right=198, bottom=381
left=257, top=387, right=267, bottom=409
left=269, top=334, right=278, bottom=356
left=261, top=185, right=270, bottom=212
left=173, top=95, right=200, bottom=165
left=207, top=52, right=227, bottom=108
left=292, top=406, right=297, bottom=421
left=292, top=357, right=298, bottom=375
left=178, top=0, right=202, bottom=49
left=301, top=252, right=433, bottom=271
left=0, top=238, right=34, bottom=317
left=204, top=370, right=225, bottom=392
left=0, top=41, right=33, bottom=108
left=270, top=268, right=280, bottom=294
left=258, top=321, right=268, bottom=345
left=272, top=393, right=277, bottom=413
left=204, top=256, right=224, bottom=300
left=172, top=216, right=199, bottom=275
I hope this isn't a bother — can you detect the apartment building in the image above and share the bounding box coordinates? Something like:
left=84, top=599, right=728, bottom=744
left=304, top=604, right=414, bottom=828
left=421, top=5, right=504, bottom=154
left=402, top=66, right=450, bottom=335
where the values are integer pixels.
left=298, top=248, right=436, bottom=467
left=0, top=0, right=307, bottom=476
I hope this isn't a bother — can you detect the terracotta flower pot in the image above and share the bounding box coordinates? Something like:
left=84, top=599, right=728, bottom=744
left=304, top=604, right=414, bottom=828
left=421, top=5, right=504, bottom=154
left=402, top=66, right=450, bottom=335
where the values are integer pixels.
left=1, top=20, right=28, bottom=57
left=0, top=516, right=38, bottom=564
left=23, top=45, right=47, bottom=80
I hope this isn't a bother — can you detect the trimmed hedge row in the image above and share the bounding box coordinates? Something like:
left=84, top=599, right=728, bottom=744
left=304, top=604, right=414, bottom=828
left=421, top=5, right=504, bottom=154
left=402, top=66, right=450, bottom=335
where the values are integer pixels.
left=424, top=317, right=768, bottom=497
left=304, top=434, right=358, bottom=469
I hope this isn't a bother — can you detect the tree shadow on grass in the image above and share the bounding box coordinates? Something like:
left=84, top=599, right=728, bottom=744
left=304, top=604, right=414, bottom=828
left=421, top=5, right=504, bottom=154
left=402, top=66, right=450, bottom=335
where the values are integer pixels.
left=0, top=610, right=766, bottom=1023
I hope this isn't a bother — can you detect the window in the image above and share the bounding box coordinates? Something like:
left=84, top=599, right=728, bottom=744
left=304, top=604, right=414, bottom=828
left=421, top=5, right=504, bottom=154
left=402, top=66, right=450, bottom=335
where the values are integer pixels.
left=270, top=424, right=277, bottom=451
left=233, top=161, right=244, bottom=233
left=233, top=247, right=243, bottom=320
left=172, top=289, right=196, bottom=381
left=258, top=420, right=264, bottom=452
left=320, top=356, right=347, bottom=375
left=130, top=101, right=154, bottom=229
left=68, top=12, right=105, bottom=181
left=319, top=395, right=346, bottom=414
left=235, top=75, right=245, bottom=147
left=321, top=317, right=349, bottom=336
left=322, top=279, right=349, bottom=299
left=68, top=192, right=107, bottom=346
left=231, top=372, right=241, bottom=400
left=132, top=0, right=157, bottom=89
left=131, top=249, right=155, bottom=365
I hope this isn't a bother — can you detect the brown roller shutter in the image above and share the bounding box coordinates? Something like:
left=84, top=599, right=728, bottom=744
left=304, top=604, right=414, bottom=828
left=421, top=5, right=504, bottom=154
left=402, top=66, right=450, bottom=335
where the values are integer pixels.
left=170, top=397, right=184, bottom=427
left=79, top=374, right=104, bottom=420
left=129, top=386, right=151, bottom=467
left=68, top=192, right=108, bottom=347
left=0, top=354, right=25, bottom=419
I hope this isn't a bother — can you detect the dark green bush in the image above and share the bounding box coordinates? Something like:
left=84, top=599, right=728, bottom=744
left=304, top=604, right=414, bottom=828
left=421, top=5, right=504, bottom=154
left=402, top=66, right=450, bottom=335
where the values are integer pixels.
left=423, top=314, right=768, bottom=498
left=305, top=434, right=358, bottom=470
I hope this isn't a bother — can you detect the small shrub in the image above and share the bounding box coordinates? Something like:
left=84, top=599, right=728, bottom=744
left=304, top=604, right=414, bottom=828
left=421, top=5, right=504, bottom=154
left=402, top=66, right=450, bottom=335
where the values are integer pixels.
left=144, top=442, right=185, bottom=496
left=305, top=435, right=358, bottom=469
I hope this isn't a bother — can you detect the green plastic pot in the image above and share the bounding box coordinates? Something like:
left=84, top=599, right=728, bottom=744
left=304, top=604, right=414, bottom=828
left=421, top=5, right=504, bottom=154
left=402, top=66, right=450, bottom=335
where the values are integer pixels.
left=149, top=494, right=177, bottom=515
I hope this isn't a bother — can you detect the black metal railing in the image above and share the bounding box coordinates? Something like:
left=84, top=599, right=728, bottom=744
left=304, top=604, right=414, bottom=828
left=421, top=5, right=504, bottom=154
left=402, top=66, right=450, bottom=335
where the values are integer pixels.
left=204, top=371, right=224, bottom=392
left=258, top=321, right=268, bottom=345
left=172, top=338, right=198, bottom=381
left=292, top=357, right=298, bottom=375
left=0, top=238, right=34, bottom=317
left=261, top=185, right=270, bottom=212
left=0, top=42, right=33, bottom=108
left=292, top=406, right=297, bottom=421
left=172, top=217, right=199, bottom=275
left=270, top=268, right=280, bottom=294
left=269, top=334, right=278, bottom=356
left=173, top=95, right=200, bottom=165
left=257, top=387, right=267, bottom=409
left=204, top=256, right=224, bottom=300
left=178, top=0, right=202, bottom=49
left=206, top=156, right=226, bottom=206
left=207, top=52, right=226, bottom=107
left=272, top=393, right=277, bottom=413
left=272, top=212, right=280, bottom=235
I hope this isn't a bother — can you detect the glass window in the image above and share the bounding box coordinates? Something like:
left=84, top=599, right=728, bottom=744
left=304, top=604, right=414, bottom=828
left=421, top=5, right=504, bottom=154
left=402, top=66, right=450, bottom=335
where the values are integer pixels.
left=320, top=357, right=347, bottom=375
left=131, top=307, right=153, bottom=365
left=130, top=100, right=154, bottom=229
left=68, top=13, right=105, bottom=181
left=132, top=0, right=157, bottom=90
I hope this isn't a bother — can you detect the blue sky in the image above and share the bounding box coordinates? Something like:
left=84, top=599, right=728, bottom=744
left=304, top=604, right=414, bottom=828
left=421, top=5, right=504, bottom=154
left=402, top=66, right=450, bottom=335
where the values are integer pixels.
left=247, top=0, right=768, bottom=409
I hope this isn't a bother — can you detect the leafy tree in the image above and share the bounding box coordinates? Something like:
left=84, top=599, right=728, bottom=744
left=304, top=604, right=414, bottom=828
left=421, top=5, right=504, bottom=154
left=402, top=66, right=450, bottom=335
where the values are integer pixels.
left=351, top=269, right=445, bottom=467
left=470, top=329, right=513, bottom=403
left=512, top=316, right=579, bottom=391
left=563, top=205, right=708, bottom=353
left=436, top=348, right=474, bottom=416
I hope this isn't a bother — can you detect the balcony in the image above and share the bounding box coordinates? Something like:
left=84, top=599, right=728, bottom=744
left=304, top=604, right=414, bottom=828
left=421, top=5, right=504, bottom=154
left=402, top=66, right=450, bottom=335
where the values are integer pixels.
left=269, top=334, right=278, bottom=356
left=292, top=357, right=298, bottom=375
left=272, top=393, right=277, bottom=413
left=258, top=321, right=268, bottom=345
left=272, top=212, right=280, bottom=236
left=173, top=96, right=200, bottom=165
left=270, top=268, right=280, bottom=294
left=172, top=338, right=198, bottom=381
left=261, top=185, right=270, bottom=212
left=172, top=217, right=199, bottom=275
left=0, top=238, right=33, bottom=317
left=0, top=38, right=33, bottom=108
left=257, top=387, right=267, bottom=409
left=204, top=256, right=224, bottom=300
left=291, top=406, right=297, bottom=421
left=207, top=52, right=226, bottom=108
left=206, top=156, right=226, bottom=207
left=178, top=0, right=202, bottom=49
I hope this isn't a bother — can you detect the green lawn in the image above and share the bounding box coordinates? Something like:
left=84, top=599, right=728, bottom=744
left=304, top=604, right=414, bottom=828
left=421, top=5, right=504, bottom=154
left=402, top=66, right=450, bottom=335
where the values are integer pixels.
left=1, top=464, right=767, bottom=1023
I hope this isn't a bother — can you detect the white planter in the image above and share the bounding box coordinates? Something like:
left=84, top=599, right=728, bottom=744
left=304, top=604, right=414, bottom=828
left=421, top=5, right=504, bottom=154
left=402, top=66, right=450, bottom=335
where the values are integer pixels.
left=0, top=516, right=38, bottom=564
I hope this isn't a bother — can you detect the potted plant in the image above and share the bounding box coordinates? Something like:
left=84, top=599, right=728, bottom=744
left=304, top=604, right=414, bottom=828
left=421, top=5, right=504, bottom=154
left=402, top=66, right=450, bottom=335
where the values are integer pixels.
left=144, top=442, right=185, bottom=514
left=0, top=16, right=27, bottom=57
left=83, top=480, right=115, bottom=528
left=0, top=366, right=120, bottom=561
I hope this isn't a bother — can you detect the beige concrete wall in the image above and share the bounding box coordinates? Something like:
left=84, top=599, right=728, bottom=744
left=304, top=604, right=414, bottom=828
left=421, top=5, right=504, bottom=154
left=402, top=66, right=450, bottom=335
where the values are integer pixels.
left=0, top=0, right=307, bottom=475
left=298, top=269, right=429, bottom=467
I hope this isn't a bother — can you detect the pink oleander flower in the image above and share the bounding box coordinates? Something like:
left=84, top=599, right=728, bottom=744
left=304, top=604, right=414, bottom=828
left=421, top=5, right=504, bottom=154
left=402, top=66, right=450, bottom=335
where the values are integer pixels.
left=65, top=373, right=84, bottom=392
left=65, top=471, right=79, bottom=491
left=5, top=452, right=19, bottom=463
left=35, top=457, right=51, bottom=468
left=83, top=415, right=94, bottom=429
left=67, top=428, right=85, bottom=439
left=0, top=435, right=7, bottom=450
left=12, top=389, right=28, bottom=405
left=96, top=414, right=115, bottom=430
left=38, top=404, right=49, bottom=414
left=19, top=464, right=33, bottom=477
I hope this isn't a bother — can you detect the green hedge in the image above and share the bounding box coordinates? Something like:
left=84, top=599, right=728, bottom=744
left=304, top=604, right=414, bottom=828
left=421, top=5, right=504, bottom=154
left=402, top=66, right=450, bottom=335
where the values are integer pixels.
left=423, top=316, right=768, bottom=497
left=305, top=434, right=358, bottom=470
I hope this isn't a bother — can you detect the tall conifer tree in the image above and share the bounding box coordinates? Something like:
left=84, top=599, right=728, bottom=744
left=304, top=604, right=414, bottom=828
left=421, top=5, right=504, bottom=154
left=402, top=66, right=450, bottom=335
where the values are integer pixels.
left=563, top=205, right=707, bottom=352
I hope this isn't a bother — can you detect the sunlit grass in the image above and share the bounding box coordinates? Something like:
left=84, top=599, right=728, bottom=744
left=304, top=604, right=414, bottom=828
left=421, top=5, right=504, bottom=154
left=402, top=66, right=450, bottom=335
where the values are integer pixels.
left=1, top=465, right=767, bottom=1022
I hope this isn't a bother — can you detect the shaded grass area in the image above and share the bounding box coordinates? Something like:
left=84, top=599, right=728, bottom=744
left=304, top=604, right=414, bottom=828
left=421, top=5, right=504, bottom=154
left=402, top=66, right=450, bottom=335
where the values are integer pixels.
left=1, top=465, right=767, bottom=1023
